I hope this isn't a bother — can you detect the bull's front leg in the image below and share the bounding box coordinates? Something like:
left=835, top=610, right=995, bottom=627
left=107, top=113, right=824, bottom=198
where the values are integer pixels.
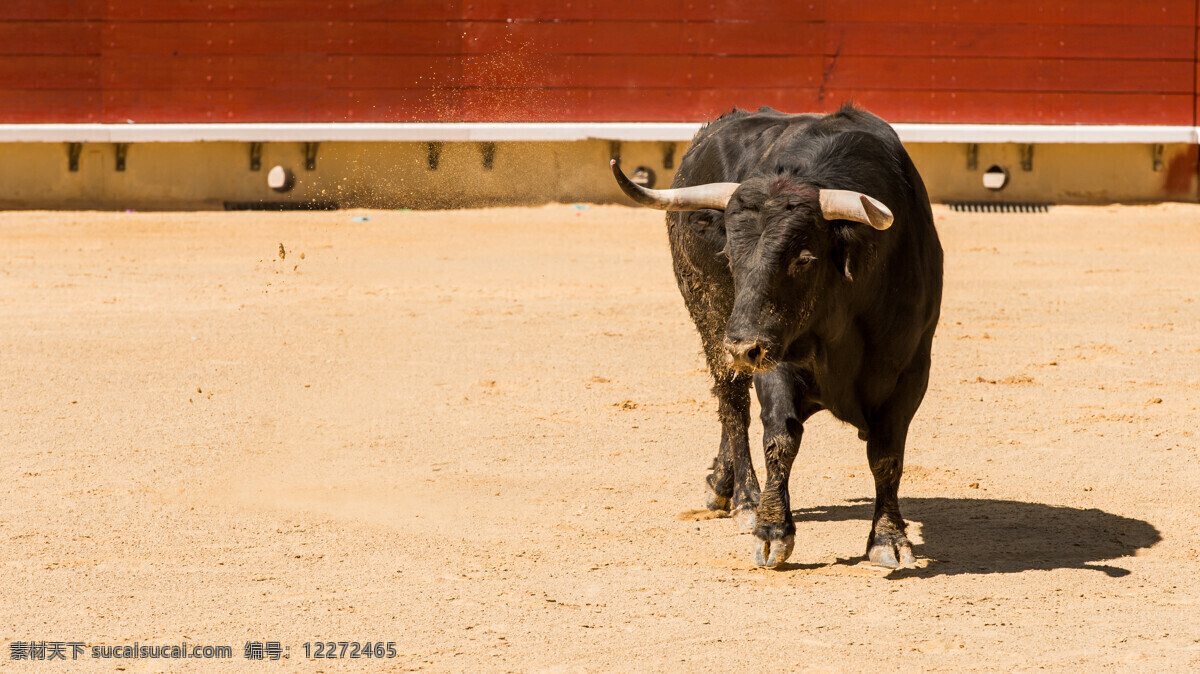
left=705, top=376, right=760, bottom=530
left=750, top=369, right=804, bottom=567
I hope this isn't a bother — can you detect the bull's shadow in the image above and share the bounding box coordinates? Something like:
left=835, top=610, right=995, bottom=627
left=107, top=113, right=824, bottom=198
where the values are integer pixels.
left=791, top=497, right=1160, bottom=578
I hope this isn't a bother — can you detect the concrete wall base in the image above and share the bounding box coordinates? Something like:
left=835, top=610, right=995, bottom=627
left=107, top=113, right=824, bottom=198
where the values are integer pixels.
left=0, top=140, right=1194, bottom=210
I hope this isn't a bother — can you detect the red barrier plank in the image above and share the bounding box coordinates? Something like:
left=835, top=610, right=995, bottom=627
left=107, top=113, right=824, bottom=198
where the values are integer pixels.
left=463, top=20, right=824, bottom=55
left=109, top=0, right=820, bottom=23
left=823, top=56, right=1194, bottom=94
left=0, top=89, right=99, bottom=122
left=463, top=0, right=684, bottom=21
left=4, top=86, right=1186, bottom=125
left=337, top=56, right=462, bottom=88
left=99, top=88, right=464, bottom=122
left=826, top=22, right=1194, bottom=59
left=103, top=20, right=1182, bottom=60
left=0, top=56, right=98, bottom=88
left=463, top=21, right=685, bottom=55
left=101, top=21, right=463, bottom=55
left=104, top=0, right=464, bottom=21
left=688, top=21, right=824, bottom=55
left=463, top=54, right=691, bottom=88
left=0, top=21, right=101, bottom=55
left=694, top=55, right=824, bottom=88
left=456, top=88, right=826, bottom=122
left=463, top=88, right=1192, bottom=125
left=459, top=88, right=794, bottom=122
left=696, top=0, right=824, bottom=22
left=459, top=88, right=587, bottom=122
left=75, top=0, right=1197, bottom=26
left=459, top=87, right=717, bottom=122
left=102, top=55, right=461, bottom=89
left=0, top=0, right=104, bottom=21
left=460, top=88, right=1195, bottom=124
left=461, top=0, right=821, bottom=22
left=833, top=90, right=1195, bottom=124
left=823, top=0, right=1194, bottom=27
left=694, top=88, right=824, bottom=119
left=462, top=54, right=822, bottom=88
left=91, top=87, right=703, bottom=123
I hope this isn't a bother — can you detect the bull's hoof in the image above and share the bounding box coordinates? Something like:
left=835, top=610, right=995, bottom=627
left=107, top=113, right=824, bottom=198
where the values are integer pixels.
left=704, top=472, right=733, bottom=512
left=704, top=482, right=731, bottom=511
left=752, top=534, right=795, bottom=568
left=867, top=533, right=916, bottom=569
left=732, top=506, right=756, bottom=532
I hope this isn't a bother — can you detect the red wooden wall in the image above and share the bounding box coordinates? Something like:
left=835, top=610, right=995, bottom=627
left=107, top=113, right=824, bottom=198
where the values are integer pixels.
left=1, top=0, right=1196, bottom=125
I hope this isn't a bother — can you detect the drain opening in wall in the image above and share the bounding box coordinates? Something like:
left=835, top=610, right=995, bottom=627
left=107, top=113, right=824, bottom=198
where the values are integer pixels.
left=982, top=165, right=1009, bottom=191
left=979, top=164, right=1008, bottom=190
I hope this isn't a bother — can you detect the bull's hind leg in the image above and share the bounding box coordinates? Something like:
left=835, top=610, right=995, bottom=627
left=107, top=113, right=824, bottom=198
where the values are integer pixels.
left=864, top=349, right=932, bottom=569
left=864, top=425, right=916, bottom=569
left=670, top=210, right=758, bottom=527
left=705, top=376, right=759, bottom=530
left=705, top=424, right=734, bottom=511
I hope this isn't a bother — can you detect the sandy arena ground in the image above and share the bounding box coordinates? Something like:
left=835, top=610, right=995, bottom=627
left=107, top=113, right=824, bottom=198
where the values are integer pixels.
left=1, top=203, right=1199, bottom=671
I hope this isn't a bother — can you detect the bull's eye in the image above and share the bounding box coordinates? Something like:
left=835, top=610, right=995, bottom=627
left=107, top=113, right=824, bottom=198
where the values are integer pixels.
left=788, top=250, right=817, bottom=275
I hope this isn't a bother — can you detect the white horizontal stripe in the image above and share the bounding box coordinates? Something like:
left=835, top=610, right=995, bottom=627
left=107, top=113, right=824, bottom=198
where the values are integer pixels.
left=0, top=122, right=1193, bottom=144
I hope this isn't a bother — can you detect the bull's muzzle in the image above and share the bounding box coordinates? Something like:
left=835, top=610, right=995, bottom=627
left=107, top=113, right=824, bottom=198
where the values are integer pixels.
left=723, top=339, right=771, bottom=373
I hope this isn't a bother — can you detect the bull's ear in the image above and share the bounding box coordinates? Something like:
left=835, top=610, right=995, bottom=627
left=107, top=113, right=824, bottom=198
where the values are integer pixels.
left=833, top=239, right=854, bottom=281
left=688, top=210, right=728, bottom=262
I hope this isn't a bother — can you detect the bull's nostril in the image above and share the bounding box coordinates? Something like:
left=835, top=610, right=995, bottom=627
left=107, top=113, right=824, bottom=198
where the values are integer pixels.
left=746, top=345, right=762, bottom=364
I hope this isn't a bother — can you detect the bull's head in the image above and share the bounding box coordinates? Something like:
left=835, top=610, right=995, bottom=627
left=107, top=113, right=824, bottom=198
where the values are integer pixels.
left=611, top=159, right=892, bottom=374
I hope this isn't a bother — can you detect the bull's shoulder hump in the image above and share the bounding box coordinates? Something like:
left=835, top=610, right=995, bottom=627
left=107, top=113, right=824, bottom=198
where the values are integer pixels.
left=807, top=106, right=901, bottom=145
left=697, top=110, right=821, bottom=142
left=689, top=112, right=821, bottom=170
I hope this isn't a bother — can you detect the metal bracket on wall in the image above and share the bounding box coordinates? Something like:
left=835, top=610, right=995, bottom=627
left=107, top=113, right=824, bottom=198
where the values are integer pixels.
left=250, top=142, right=263, bottom=171
left=662, top=142, right=676, bottom=169
left=427, top=142, right=442, bottom=170
left=115, top=143, right=128, bottom=172
left=303, top=142, right=318, bottom=171
left=609, top=141, right=621, bottom=164
left=1020, top=144, right=1034, bottom=172
left=480, top=142, right=496, bottom=170
left=1152, top=144, right=1164, bottom=172
left=68, top=143, right=82, bottom=172
left=966, top=143, right=978, bottom=171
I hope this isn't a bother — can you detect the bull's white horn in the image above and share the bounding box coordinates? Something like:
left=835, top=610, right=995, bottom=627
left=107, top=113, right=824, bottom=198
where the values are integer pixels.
left=611, top=159, right=739, bottom=211
left=819, top=189, right=894, bottom=230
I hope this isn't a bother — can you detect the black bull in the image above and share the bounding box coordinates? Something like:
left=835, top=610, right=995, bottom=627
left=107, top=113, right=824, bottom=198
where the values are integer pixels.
left=612, top=105, right=943, bottom=568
